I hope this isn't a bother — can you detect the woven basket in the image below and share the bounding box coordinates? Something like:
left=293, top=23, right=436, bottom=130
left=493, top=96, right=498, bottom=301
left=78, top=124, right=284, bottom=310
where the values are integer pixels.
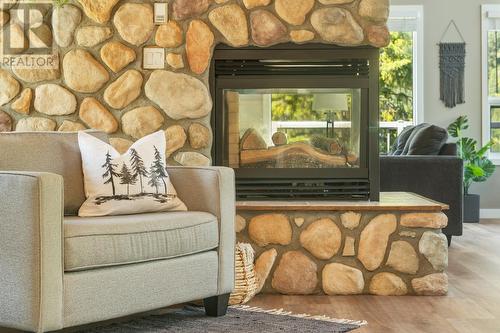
left=229, top=243, right=258, bottom=305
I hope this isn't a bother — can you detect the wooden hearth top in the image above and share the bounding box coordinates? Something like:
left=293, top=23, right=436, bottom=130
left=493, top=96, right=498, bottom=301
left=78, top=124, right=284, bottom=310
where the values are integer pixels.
left=236, top=192, right=449, bottom=212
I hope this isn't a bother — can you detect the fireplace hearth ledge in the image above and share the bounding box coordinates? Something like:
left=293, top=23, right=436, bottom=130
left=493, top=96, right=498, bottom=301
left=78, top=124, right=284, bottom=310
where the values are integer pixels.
left=236, top=192, right=449, bottom=296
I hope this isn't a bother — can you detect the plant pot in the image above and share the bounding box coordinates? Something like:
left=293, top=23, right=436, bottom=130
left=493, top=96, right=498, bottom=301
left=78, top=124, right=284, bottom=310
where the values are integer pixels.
left=464, top=194, right=480, bottom=223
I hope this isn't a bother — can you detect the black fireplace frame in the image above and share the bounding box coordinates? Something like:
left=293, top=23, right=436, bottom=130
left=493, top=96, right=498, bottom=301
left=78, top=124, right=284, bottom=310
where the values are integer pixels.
left=210, top=43, right=380, bottom=201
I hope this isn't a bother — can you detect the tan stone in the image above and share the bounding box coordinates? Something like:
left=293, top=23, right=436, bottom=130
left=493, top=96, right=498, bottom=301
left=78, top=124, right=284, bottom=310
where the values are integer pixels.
left=0, top=11, right=9, bottom=27
left=0, top=69, right=20, bottom=106
left=299, top=218, right=341, bottom=260
left=358, top=214, right=397, bottom=271
left=186, top=20, right=214, bottom=75
left=386, top=241, right=419, bottom=274
left=58, top=120, right=86, bottom=132
left=235, top=214, right=246, bottom=233
left=294, top=217, right=305, bottom=227
left=145, top=70, right=212, bottom=120
left=34, top=84, right=76, bottom=116
left=122, top=106, right=164, bottom=139
left=341, top=211, right=361, bottom=230
left=166, top=53, right=184, bottom=69
left=174, top=152, right=211, bottom=166
left=0, top=111, right=12, bottom=132
left=250, top=10, right=287, bottom=47
left=11, top=88, right=31, bottom=114
left=366, top=24, right=390, bottom=48
left=411, top=273, right=448, bottom=296
left=322, top=263, right=364, bottom=295
left=78, top=0, right=120, bottom=23
left=104, top=70, right=143, bottom=109
left=155, top=21, right=183, bottom=48
left=272, top=251, right=317, bottom=295
left=359, top=0, right=390, bottom=22
left=109, top=137, right=134, bottom=154
left=399, top=230, right=417, bottom=238
left=29, top=23, right=52, bottom=49
left=165, top=125, right=187, bottom=157
left=290, top=30, right=315, bottom=43
left=311, top=8, right=364, bottom=45
left=16, top=117, right=56, bottom=132
left=275, top=0, right=314, bottom=26
left=209, top=4, right=249, bottom=47
left=52, top=4, right=81, bottom=47
left=114, top=3, right=154, bottom=46
left=255, top=248, right=277, bottom=293
left=242, top=0, right=271, bottom=9
left=13, top=66, right=60, bottom=83
left=401, top=212, right=448, bottom=229
left=76, top=26, right=113, bottom=47
left=188, top=123, right=211, bottom=149
left=248, top=214, right=292, bottom=247
left=172, top=0, right=210, bottom=20
left=370, top=273, right=408, bottom=296
left=100, top=41, right=136, bottom=73
left=63, top=49, right=109, bottom=93
left=2, top=23, right=27, bottom=54
left=215, top=0, right=229, bottom=3
left=342, top=236, right=356, bottom=256
left=79, top=98, right=118, bottom=134
left=419, top=232, right=448, bottom=271
left=319, top=0, right=355, bottom=3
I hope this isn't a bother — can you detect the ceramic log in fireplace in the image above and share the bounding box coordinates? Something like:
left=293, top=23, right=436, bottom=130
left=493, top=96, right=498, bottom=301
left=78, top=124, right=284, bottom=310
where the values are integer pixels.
left=211, top=44, right=380, bottom=201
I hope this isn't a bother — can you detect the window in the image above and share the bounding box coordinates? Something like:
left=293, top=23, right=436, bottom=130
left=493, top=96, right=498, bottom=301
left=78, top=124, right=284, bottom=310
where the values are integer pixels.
left=482, top=5, right=500, bottom=163
left=379, top=6, right=424, bottom=154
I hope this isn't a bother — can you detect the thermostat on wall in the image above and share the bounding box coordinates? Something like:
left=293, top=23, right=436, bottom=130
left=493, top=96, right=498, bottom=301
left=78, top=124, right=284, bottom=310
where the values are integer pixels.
left=143, top=47, right=165, bottom=69
left=154, top=2, right=168, bottom=24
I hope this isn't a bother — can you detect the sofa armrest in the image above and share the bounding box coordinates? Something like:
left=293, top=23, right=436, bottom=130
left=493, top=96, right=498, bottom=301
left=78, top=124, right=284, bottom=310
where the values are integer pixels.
left=168, top=166, right=235, bottom=295
left=0, top=172, right=64, bottom=332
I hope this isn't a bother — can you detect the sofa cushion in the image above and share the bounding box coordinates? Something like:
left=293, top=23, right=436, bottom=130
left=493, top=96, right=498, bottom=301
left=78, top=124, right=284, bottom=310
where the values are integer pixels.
left=0, top=131, right=108, bottom=216
left=64, top=211, right=219, bottom=271
left=406, top=125, right=448, bottom=155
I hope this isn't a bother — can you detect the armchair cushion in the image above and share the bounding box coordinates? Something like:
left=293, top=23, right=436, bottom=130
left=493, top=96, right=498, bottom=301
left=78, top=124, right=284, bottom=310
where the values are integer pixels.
left=64, top=211, right=218, bottom=271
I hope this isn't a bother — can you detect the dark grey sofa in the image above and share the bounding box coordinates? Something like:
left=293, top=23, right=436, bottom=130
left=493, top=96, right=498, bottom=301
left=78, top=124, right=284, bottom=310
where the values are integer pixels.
left=380, top=143, right=463, bottom=245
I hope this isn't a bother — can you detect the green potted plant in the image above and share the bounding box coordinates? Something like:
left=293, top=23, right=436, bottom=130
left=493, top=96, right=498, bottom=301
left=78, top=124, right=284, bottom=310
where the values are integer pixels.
left=448, top=116, right=496, bottom=222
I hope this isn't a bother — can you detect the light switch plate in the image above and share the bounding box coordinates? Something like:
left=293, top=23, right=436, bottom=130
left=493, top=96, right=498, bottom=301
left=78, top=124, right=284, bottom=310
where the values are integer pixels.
left=143, top=47, right=165, bottom=69
left=154, top=2, right=168, bottom=25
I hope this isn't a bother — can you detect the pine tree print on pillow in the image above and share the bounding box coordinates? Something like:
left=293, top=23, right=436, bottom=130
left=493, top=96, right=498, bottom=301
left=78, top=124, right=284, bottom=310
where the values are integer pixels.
left=78, top=131, right=187, bottom=217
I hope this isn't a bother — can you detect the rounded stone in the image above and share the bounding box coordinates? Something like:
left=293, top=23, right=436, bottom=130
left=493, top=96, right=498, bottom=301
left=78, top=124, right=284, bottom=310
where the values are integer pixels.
left=275, top=0, right=314, bottom=26
left=100, top=41, right=136, bottom=73
left=145, top=70, right=212, bottom=120
left=109, top=137, right=134, bottom=154
left=366, top=24, right=390, bottom=48
left=358, top=214, right=397, bottom=271
left=290, top=30, right=315, bottom=43
left=411, top=273, right=448, bottom=296
left=299, top=218, right=342, bottom=260
left=341, top=211, right=361, bottom=230
left=188, top=123, right=211, bottom=149
left=52, top=4, right=81, bottom=47
left=386, top=241, right=419, bottom=275
left=165, top=125, right=187, bottom=157
left=342, top=236, right=356, bottom=257
left=250, top=10, right=287, bottom=47
left=79, top=97, right=118, bottom=134
left=322, top=263, right=364, bottom=295
left=3, top=23, right=27, bottom=54
left=311, top=8, right=364, bottom=45
left=0, top=111, right=12, bottom=132
left=0, top=69, right=20, bottom=106
left=359, top=0, right=390, bottom=22
left=242, top=0, right=271, bottom=9
left=155, top=21, right=183, bottom=48
left=122, top=106, right=164, bottom=139
left=235, top=214, right=247, bottom=233
left=174, top=152, right=211, bottom=167
left=63, top=49, right=109, bottom=93
left=30, top=23, right=52, bottom=49
left=11, top=88, right=32, bottom=115
left=294, top=217, right=305, bottom=227
left=12, top=66, right=60, bottom=83
left=186, top=20, right=214, bottom=75
left=166, top=53, right=184, bottom=70
left=272, top=251, right=318, bottom=295
left=369, top=273, right=408, bottom=296
left=76, top=26, right=113, bottom=47
left=16, top=117, right=56, bottom=132
left=248, top=214, right=292, bottom=247
left=419, top=231, right=448, bottom=271
left=255, top=248, right=277, bottom=293
left=58, top=120, right=86, bottom=132
left=77, top=0, right=120, bottom=24
left=209, top=4, right=249, bottom=47
left=114, top=3, right=154, bottom=46
left=34, top=84, right=76, bottom=116
left=104, top=70, right=143, bottom=109
left=172, top=0, right=210, bottom=20
left=401, top=212, right=448, bottom=229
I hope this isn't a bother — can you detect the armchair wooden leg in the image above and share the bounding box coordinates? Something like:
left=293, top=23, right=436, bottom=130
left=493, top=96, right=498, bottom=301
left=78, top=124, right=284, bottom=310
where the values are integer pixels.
left=204, top=293, right=230, bottom=317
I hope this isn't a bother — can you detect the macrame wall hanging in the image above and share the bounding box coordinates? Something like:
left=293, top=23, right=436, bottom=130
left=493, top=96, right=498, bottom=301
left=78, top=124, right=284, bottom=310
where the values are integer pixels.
left=439, top=20, right=466, bottom=108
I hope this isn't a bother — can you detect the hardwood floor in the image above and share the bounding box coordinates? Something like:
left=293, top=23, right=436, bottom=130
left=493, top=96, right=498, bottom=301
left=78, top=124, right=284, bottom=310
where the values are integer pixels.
left=248, top=220, right=500, bottom=333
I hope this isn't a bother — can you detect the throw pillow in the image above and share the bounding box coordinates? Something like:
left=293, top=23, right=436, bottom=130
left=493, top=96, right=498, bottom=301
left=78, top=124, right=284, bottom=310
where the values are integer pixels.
left=390, top=125, right=416, bottom=155
left=78, top=131, right=187, bottom=217
left=401, top=123, right=430, bottom=155
left=406, top=125, right=449, bottom=155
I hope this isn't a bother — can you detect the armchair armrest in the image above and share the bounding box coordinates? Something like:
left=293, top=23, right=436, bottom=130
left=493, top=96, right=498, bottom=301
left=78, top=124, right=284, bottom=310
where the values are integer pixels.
left=168, top=166, right=235, bottom=295
left=0, top=172, right=64, bottom=332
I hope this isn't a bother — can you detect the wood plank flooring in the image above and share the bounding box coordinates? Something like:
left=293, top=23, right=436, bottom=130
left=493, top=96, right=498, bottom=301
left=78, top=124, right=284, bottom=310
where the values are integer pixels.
left=248, top=220, right=500, bottom=333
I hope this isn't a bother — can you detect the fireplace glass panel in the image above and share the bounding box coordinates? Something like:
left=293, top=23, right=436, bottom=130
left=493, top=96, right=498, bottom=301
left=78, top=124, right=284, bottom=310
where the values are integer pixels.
left=226, top=88, right=361, bottom=169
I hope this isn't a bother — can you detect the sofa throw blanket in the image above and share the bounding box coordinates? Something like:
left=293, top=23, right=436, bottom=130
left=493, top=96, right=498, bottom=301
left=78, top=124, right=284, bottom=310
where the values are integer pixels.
left=78, top=131, right=187, bottom=217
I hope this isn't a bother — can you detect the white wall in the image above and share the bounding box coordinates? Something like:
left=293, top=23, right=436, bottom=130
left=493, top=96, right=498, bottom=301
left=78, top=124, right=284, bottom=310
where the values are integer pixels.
left=392, top=0, right=500, bottom=209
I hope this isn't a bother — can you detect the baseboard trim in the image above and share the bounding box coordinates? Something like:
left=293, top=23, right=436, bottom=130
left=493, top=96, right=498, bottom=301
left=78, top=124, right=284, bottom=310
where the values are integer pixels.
left=480, top=209, right=500, bottom=219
